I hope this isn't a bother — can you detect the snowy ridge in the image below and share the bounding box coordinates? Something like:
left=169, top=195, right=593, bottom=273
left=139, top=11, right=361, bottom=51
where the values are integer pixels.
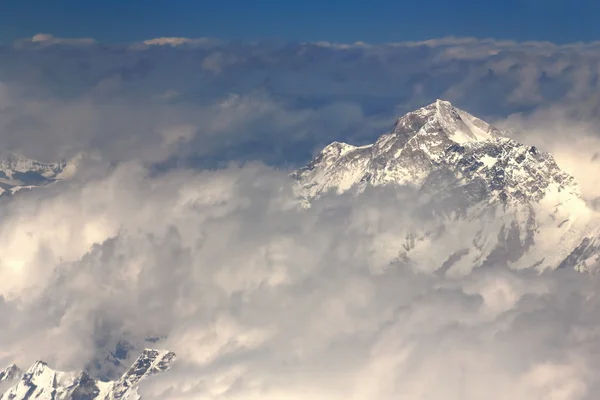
left=0, top=364, right=21, bottom=396
left=0, top=364, right=20, bottom=382
left=0, top=152, right=77, bottom=197
left=294, top=100, right=598, bottom=272
left=293, top=99, right=578, bottom=203
left=0, top=349, right=175, bottom=400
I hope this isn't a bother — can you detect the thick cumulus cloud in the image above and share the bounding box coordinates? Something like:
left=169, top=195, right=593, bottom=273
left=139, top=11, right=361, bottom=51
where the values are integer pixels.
left=2, top=35, right=600, bottom=400
left=0, top=162, right=599, bottom=400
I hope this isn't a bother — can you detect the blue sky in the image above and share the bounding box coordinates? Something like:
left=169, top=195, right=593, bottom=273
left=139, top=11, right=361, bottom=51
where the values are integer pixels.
left=1, top=0, right=599, bottom=43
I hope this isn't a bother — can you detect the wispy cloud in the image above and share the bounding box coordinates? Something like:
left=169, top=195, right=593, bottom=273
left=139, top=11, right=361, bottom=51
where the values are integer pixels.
left=135, top=37, right=220, bottom=49
left=13, top=33, right=97, bottom=47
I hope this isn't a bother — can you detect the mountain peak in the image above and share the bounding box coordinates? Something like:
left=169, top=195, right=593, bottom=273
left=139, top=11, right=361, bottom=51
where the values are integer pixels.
left=0, top=349, right=175, bottom=400
left=292, top=101, right=593, bottom=272
left=0, top=364, right=20, bottom=382
left=294, top=100, right=580, bottom=205
left=0, top=152, right=73, bottom=197
left=391, top=99, right=501, bottom=149
left=110, top=349, right=175, bottom=400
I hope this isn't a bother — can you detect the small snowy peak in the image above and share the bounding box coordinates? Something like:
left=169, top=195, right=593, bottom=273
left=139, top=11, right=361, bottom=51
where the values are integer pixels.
left=1, top=361, right=59, bottom=400
left=0, top=365, right=21, bottom=397
left=0, top=153, right=64, bottom=179
left=0, top=365, right=20, bottom=382
left=304, top=141, right=372, bottom=171
left=320, top=141, right=358, bottom=158
left=108, top=349, right=175, bottom=400
left=25, top=360, right=54, bottom=383
left=100, top=349, right=175, bottom=400
left=0, top=152, right=78, bottom=198
left=0, top=350, right=175, bottom=400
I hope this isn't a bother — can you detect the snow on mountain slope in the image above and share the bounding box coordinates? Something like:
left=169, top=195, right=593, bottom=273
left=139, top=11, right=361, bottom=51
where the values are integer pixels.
left=0, top=364, right=21, bottom=395
left=0, top=152, right=77, bottom=196
left=0, top=349, right=175, bottom=400
left=294, top=99, right=578, bottom=202
left=294, top=99, right=599, bottom=273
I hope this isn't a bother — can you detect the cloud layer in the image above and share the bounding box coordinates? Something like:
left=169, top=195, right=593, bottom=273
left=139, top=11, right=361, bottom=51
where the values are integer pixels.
left=0, top=163, right=598, bottom=400
left=1, top=36, right=600, bottom=399
left=2, top=35, right=600, bottom=167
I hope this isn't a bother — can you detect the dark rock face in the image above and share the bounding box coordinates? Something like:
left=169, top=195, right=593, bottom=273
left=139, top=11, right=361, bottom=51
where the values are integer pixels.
left=111, top=349, right=176, bottom=400
left=441, top=138, right=578, bottom=203
left=69, top=372, right=101, bottom=400
left=559, top=237, right=600, bottom=270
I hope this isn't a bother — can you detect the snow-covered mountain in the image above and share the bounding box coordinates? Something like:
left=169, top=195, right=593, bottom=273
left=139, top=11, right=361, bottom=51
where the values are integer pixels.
left=0, top=349, right=175, bottom=400
left=294, top=99, right=600, bottom=273
left=0, top=152, right=77, bottom=196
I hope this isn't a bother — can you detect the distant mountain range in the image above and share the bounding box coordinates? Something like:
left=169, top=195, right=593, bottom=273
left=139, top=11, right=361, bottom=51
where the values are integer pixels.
left=0, top=152, right=79, bottom=196
left=0, top=349, right=174, bottom=400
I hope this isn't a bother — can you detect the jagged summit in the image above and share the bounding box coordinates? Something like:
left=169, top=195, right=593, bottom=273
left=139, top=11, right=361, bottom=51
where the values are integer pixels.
left=0, top=364, right=20, bottom=381
left=313, top=99, right=501, bottom=167
left=0, top=152, right=78, bottom=196
left=390, top=99, right=501, bottom=146
left=0, top=349, right=175, bottom=400
left=294, top=99, right=579, bottom=205
left=293, top=100, right=595, bottom=272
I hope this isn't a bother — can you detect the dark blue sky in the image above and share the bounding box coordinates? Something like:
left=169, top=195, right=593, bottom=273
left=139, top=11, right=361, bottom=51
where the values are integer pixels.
left=1, top=0, right=599, bottom=43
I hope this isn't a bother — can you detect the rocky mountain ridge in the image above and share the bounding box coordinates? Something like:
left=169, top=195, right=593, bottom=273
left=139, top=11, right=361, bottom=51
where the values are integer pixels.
left=0, top=152, right=78, bottom=196
left=294, top=100, right=600, bottom=273
left=0, top=349, right=175, bottom=400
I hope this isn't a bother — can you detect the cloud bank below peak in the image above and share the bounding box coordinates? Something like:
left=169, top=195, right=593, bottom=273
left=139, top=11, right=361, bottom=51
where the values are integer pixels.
left=0, top=160, right=599, bottom=400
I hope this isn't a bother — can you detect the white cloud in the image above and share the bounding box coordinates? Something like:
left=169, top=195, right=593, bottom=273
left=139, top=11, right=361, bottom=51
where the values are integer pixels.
left=0, top=83, right=383, bottom=167
left=201, top=52, right=238, bottom=75
left=138, top=37, right=218, bottom=48
left=0, top=161, right=595, bottom=399
left=15, top=33, right=97, bottom=47
left=1, top=35, right=600, bottom=400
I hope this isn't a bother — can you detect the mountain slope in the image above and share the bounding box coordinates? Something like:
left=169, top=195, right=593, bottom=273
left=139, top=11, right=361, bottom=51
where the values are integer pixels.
left=294, top=100, right=598, bottom=273
left=0, top=349, right=175, bottom=400
left=0, top=152, right=77, bottom=196
left=294, top=100, right=580, bottom=203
